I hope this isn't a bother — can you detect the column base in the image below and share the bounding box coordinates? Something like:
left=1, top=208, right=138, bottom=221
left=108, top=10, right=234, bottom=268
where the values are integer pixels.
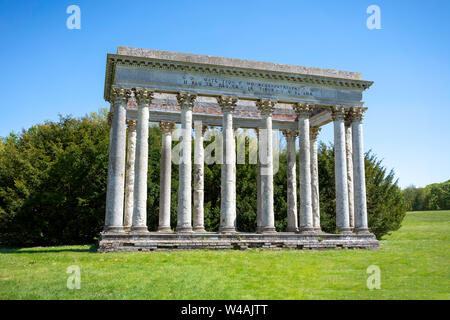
left=338, top=227, right=353, bottom=235
left=103, top=226, right=125, bottom=233
left=193, top=227, right=206, bottom=232
left=219, top=227, right=237, bottom=234
left=298, top=226, right=315, bottom=234
left=157, top=226, right=172, bottom=232
left=355, top=227, right=371, bottom=235
left=287, top=227, right=299, bottom=233
left=314, top=227, right=322, bottom=233
left=130, top=226, right=149, bottom=234
left=261, top=227, right=277, bottom=234
left=176, top=226, right=193, bottom=233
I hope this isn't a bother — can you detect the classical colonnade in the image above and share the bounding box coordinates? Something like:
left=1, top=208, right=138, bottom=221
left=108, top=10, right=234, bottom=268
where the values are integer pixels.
left=104, top=86, right=369, bottom=235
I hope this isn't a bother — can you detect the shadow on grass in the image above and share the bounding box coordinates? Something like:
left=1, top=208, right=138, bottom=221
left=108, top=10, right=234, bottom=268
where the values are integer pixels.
left=0, top=244, right=98, bottom=254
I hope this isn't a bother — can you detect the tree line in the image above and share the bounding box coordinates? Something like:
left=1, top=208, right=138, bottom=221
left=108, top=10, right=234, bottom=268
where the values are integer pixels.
left=0, top=110, right=407, bottom=246
left=402, top=181, right=450, bottom=211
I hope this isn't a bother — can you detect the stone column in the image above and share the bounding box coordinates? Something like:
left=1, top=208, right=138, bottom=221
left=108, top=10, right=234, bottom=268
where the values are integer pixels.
left=256, top=99, right=276, bottom=233
left=193, top=122, right=207, bottom=232
left=131, top=88, right=153, bottom=233
left=104, top=86, right=129, bottom=233
left=256, top=129, right=262, bottom=233
left=345, top=114, right=355, bottom=230
left=294, top=103, right=314, bottom=233
left=350, top=107, right=370, bottom=234
left=176, top=92, right=197, bottom=232
left=332, top=106, right=351, bottom=234
left=158, top=121, right=176, bottom=232
left=310, top=126, right=321, bottom=232
left=217, top=95, right=238, bottom=233
left=123, top=119, right=137, bottom=230
left=283, top=130, right=298, bottom=232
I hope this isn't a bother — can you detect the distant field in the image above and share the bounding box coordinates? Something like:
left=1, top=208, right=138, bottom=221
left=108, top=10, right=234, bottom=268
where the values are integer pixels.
left=0, top=211, right=449, bottom=299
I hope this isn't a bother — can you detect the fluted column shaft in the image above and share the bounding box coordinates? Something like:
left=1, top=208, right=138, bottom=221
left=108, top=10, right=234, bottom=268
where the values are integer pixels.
left=158, top=121, right=176, bottom=232
left=284, top=130, right=298, bottom=232
left=104, top=87, right=128, bottom=232
left=257, top=99, right=276, bottom=233
left=351, top=107, right=370, bottom=233
left=131, top=88, right=153, bottom=233
left=295, top=103, right=314, bottom=233
left=310, top=127, right=321, bottom=231
left=218, top=96, right=238, bottom=233
left=193, top=122, right=207, bottom=232
left=345, top=116, right=355, bottom=229
left=123, top=119, right=137, bottom=229
left=332, top=106, right=351, bottom=234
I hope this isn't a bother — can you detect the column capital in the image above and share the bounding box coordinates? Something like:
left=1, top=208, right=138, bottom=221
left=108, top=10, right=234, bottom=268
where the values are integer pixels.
left=159, top=121, right=177, bottom=134
left=309, top=126, right=321, bottom=140
left=256, top=99, right=276, bottom=116
left=331, top=105, right=347, bottom=120
left=348, top=106, right=368, bottom=122
left=294, top=102, right=314, bottom=117
left=217, top=95, right=238, bottom=113
left=177, top=91, right=197, bottom=110
left=134, top=87, right=154, bottom=106
left=126, top=119, right=137, bottom=129
left=110, top=86, right=130, bottom=103
left=282, top=129, right=298, bottom=140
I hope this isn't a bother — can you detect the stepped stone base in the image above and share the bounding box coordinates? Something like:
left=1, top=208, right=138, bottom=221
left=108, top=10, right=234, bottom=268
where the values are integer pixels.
left=98, top=231, right=379, bottom=252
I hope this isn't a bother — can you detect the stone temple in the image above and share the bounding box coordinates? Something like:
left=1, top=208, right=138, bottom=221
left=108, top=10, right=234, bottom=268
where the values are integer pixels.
left=98, top=46, right=379, bottom=251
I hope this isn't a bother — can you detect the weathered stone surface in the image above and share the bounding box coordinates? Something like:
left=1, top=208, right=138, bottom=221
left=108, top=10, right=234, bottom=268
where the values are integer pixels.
left=193, top=122, right=207, bottom=232
left=98, top=232, right=379, bottom=252
left=131, top=89, right=153, bottom=233
left=350, top=107, right=370, bottom=234
left=295, top=103, right=314, bottom=233
left=116, top=46, right=363, bottom=80
left=104, top=87, right=128, bottom=232
left=218, top=96, right=237, bottom=233
left=158, top=121, right=175, bottom=232
left=256, top=99, right=276, bottom=233
left=102, top=48, right=376, bottom=251
left=176, top=92, right=196, bottom=232
left=123, top=120, right=136, bottom=229
left=283, top=130, right=298, bottom=232
left=345, top=118, right=355, bottom=229
left=310, top=127, right=321, bottom=231
left=332, top=106, right=351, bottom=234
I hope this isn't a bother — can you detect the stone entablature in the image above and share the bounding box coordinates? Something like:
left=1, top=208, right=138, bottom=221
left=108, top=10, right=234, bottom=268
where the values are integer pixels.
left=104, top=48, right=373, bottom=116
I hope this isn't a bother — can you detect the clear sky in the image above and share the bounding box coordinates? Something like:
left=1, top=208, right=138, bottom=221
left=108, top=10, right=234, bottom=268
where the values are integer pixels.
left=0, top=0, right=449, bottom=188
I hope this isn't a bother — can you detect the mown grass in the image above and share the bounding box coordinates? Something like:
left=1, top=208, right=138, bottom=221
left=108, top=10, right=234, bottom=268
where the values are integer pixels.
left=0, top=211, right=449, bottom=299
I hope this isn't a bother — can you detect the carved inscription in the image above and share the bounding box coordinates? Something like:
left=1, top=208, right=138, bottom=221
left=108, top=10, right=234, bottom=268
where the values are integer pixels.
left=182, top=75, right=313, bottom=97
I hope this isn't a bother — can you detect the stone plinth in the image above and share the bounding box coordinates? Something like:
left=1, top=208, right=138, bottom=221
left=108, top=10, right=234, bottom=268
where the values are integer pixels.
left=98, top=232, right=379, bottom=252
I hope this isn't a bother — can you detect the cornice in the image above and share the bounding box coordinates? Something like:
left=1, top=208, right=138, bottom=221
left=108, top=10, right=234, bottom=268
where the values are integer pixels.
left=104, top=54, right=374, bottom=102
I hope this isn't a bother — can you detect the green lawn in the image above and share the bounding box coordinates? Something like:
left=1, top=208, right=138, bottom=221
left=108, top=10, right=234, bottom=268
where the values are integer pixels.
left=1, top=211, right=449, bottom=299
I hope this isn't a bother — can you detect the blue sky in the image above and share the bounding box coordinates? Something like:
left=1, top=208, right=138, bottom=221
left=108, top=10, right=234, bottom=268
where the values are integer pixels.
left=0, top=0, right=449, bottom=188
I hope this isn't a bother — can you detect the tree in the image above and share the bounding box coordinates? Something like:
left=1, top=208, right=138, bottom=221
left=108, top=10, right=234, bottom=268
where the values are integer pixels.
left=402, top=180, right=450, bottom=211
left=316, top=143, right=406, bottom=238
